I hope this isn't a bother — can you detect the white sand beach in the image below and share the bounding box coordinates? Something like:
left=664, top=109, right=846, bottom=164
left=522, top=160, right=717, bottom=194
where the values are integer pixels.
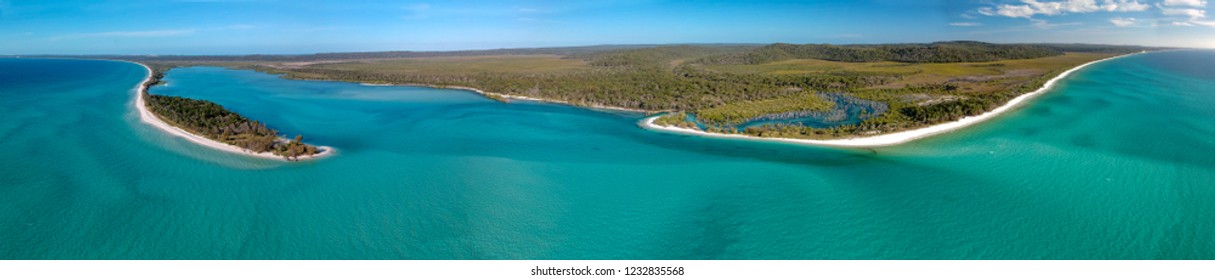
left=641, top=52, right=1141, bottom=148
left=133, top=63, right=334, bottom=161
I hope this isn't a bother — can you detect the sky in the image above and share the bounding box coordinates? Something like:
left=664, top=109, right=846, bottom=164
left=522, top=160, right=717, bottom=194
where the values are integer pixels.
left=0, top=0, right=1213, bottom=55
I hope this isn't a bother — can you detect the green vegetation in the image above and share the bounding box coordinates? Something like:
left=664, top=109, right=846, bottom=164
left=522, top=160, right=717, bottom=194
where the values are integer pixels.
left=696, top=93, right=834, bottom=125
left=302, top=55, right=588, bottom=74
left=242, top=45, right=893, bottom=114
left=141, top=69, right=320, bottom=160
left=694, top=41, right=1062, bottom=64
left=653, top=112, right=698, bottom=129
left=143, top=64, right=169, bottom=87
left=108, top=42, right=1159, bottom=141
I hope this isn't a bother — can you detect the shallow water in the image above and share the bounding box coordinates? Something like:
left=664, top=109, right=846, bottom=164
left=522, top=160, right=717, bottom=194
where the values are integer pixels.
left=1, top=51, right=1213, bottom=259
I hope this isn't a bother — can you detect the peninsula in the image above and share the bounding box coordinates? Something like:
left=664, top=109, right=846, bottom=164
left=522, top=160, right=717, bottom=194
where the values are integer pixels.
left=640, top=52, right=1141, bottom=147
left=134, top=63, right=333, bottom=161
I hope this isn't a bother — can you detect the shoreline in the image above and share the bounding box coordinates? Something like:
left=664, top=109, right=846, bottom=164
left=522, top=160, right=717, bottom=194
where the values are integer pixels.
left=359, top=82, right=652, bottom=114
left=640, top=52, right=1142, bottom=148
left=131, top=62, right=335, bottom=161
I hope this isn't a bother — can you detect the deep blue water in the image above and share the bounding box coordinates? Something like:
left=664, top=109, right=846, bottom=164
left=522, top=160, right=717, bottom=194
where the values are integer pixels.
left=1, top=51, right=1213, bottom=259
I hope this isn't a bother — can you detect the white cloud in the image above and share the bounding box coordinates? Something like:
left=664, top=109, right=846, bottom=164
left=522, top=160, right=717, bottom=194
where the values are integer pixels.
left=949, top=22, right=983, bottom=26
left=990, top=4, right=1037, bottom=18
left=1031, top=18, right=1053, bottom=28
left=979, top=0, right=1150, bottom=18
left=1104, top=0, right=1151, bottom=11
left=1110, top=17, right=1137, bottom=26
left=1028, top=18, right=1085, bottom=29
left=1156, top=1, right=1215, bottom=28
left=1191, top=20, right=1215, bottom=26
left=1161, top=7, right=1206, bottom=19
left=1162, top=0, right=1207, bottom=7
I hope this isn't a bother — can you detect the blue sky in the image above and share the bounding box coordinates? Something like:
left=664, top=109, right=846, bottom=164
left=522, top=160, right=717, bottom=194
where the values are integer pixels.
left=1, top=0, right=1212, bottom=54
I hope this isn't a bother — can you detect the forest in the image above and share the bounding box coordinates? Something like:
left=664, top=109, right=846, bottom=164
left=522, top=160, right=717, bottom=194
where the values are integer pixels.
left=142, top=75, right=319, bottom=160
left=692, top=41, right=1064, bottom=64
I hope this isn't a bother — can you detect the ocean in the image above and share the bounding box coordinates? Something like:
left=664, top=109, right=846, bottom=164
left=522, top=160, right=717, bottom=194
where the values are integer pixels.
left=1, top=51, right=1212, bottom=259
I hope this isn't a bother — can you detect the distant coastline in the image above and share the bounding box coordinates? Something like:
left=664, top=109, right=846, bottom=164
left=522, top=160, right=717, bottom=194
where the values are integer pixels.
left=131, top=62, right=335, bottom=161
left=640, top=51, right=1144, bottom=148
left=359, top=82, right=651, bottom=114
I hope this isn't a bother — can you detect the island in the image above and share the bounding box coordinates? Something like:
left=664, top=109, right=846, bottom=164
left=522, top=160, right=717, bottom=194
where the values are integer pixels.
left=135, top=63, right=332, bottom=161
left=77, top=42, right=1160, bottom=148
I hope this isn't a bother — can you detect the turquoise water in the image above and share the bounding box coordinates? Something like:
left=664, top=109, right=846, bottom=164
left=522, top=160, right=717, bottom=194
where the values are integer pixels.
left=1, top=51, right=1213, bottom=259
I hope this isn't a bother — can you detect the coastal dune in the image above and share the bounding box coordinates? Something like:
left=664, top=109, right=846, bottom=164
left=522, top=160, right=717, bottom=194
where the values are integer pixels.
left=641, top=52, right=1141, bottom=148
left=131, top=63, right=335, bottom=161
